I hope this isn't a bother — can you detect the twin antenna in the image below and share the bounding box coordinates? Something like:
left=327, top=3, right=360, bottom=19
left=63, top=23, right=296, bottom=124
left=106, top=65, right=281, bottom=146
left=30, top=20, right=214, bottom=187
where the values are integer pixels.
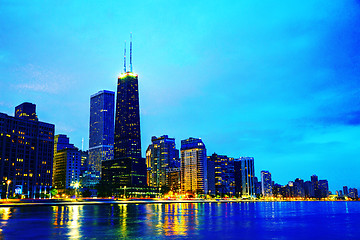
left=123, top=33, right=133, bottom=73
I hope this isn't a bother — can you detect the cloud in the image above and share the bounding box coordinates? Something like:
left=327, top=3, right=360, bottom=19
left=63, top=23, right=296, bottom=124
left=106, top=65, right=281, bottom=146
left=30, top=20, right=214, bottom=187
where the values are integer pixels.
left=12, top=64, right=71, bottom=94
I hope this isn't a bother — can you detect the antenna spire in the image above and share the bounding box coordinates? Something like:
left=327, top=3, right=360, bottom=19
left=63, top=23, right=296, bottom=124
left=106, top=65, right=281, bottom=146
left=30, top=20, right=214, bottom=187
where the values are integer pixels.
left=130, top=33, right=133, bottom=72
left=124, top=41, right=127, bottom=73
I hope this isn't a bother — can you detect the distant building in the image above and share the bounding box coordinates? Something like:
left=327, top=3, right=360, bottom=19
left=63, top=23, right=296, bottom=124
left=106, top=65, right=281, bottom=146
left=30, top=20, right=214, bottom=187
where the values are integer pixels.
left=261, top=171, right=272, bottom=197
left=180, top=137, right=208, bottom=195
left=343, top=186, right=349, bottom=196
left=88, top=90, right=115, bottom=181
left=294, top=178, right=305, bottom=197
left=254, top=177, right=262, bottom=197
left=53, top=135, right=81, bottom=191
left=311, top=175, right=320, bottom=198
left=348, top=188, right=358, bottom=199
left=234, top=157, right=255, bottom=198
left=206, top=157, right=215, bottom=195
left=146, top=135, right=180, bottom=189
left=304, top=181, right=314, bottom=198
left=318, top=180, right=329, bottom=198
left=0, top=103, right=54, bottom=198
left=208, top=153, right=235, bottom=196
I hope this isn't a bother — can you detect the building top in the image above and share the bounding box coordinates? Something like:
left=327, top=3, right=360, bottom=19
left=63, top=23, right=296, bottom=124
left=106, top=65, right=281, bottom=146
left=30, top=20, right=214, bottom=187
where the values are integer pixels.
left=90, top=90, right=115, bottom=99
left=15, top=102, right=38, bottom=121
left=151, top=135, right=175, bottom=142
left=118, top=72, right=138, bottom=79
left=235, top=157, right=254, bottom=161
left=181, top=137, right=205, bottom=150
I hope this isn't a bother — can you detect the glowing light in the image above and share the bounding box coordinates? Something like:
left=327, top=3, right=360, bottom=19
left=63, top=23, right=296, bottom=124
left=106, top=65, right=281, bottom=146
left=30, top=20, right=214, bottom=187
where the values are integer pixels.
left=119, top=72, right=138, bottom=78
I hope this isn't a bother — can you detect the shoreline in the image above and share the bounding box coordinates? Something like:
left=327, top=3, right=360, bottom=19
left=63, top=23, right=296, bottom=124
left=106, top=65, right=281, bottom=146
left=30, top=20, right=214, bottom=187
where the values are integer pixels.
left=0, top=199, right=358, bottom=207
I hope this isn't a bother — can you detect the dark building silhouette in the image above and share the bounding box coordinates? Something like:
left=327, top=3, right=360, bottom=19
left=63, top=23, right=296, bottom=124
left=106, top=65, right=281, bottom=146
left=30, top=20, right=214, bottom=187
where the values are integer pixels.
left=0, top=103, right=54, bottom=198
left=318, top=179, right=329, bottom=198
left=234, top=157, right=255, bottom=198
left=102, top=37, right=146, bottom=190
left=89, top=90, right=115, bottom=180
left=207, top=157, right=215, bottom=195
left=14, top=102, right=38, bottom=121
left=208, top=153, right=235, bottom=196
left=343, top=186, right=349, bottom=196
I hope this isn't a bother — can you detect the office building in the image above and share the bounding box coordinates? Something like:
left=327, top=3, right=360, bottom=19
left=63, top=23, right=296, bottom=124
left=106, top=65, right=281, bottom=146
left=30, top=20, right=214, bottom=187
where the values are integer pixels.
left=102, top=36, right=147, bottom=190
left=343, top=186, right=349, bottom=196
left=318, top=179, right=329, bottom=198
left=208, top=153, right=235, bottom=196
left=180, top=137, right=208, bottom=195
left=0, top=103, right=54, bottom=198
left=146, top=135, right=180, bottom=189
left=89, top=90, right=115, bottom=180
left=234, top=157, right=255, bottom=198
left=53, top=135, right=81, bottom=191
left=261, top=171, right=272, bottom=197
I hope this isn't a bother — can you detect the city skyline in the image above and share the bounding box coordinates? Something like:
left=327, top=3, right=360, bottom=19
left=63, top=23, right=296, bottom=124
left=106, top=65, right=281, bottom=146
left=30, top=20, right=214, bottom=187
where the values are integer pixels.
left=1, top=1, right=360, bottom=191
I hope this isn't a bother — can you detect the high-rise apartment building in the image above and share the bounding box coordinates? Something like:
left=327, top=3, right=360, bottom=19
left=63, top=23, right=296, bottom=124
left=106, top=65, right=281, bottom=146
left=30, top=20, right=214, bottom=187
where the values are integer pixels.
left=146, top=135, right=180, bottom=189
left=234, top=157, right=255, bottom=198
left=261, top=170, right=272, bottom=197
left=53, top=135, right=81, bottom=191
left=0, top=103, right=54, bottom=198
left=208, top=153, right=235, bottom=196
left=88, top=90, right=115, bottom=180
left=180, top=137, right=208, bottom=195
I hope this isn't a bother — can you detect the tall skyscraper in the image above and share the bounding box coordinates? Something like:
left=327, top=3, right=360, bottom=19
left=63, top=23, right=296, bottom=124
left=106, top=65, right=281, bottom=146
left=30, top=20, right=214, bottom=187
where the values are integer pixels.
left=102, top=35, right=147, bottom=189
left=234, top=157, right=255, bottom=198
left=261, top=170, right=272, bottom=197
left=53, top=135, right=81, bottom=191
left=88, top=90, right=115, bottom=179
left=180, top=137, right=208, bottom=195
left=146, top=135, right=180, bottom=189
left=0, top=103, right=54, bottom=198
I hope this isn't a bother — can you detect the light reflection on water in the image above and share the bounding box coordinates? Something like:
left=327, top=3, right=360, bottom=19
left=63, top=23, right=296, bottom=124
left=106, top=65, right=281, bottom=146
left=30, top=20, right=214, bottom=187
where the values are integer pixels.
left=0, top=202, right=359, bottom=239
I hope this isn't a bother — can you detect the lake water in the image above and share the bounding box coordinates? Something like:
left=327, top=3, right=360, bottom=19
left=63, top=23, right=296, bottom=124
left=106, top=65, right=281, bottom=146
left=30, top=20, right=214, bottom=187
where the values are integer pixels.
left=0, top=201, right=359, bottom=239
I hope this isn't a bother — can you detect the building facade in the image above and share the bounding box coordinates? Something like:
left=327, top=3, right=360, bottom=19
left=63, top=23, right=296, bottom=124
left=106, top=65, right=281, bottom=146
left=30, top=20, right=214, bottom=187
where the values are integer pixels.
left=0, top=103, right=54, bottom=198
left=88, top=90, right=115, bottom=180
left=261, top=170, right=272, bottom=197
left=180, top=137, right=208, bottom=195
left=208, top=153, right=235, bottom=196
left=102, top=48, right=147, bottom=189
left=234, top=157, right=255, bottom=198
left=146, top=135, right=180, bottom=189
left=53, top=135, right=81, bottom=191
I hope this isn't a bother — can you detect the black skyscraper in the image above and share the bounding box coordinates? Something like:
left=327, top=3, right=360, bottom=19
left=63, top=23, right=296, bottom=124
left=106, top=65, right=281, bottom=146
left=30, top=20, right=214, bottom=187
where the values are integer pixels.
left=114, top=72, right=141, bottom=159
left=102, top=36, right=146, bottom=189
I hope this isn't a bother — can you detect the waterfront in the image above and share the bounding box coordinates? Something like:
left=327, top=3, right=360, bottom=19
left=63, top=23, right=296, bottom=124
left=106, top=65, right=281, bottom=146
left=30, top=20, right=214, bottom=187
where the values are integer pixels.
left=0, top=201, right=359, bottom=239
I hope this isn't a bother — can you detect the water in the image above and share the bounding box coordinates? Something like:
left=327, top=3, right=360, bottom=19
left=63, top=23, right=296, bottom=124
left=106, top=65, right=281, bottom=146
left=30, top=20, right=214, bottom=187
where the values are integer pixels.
left=0, top=202, right=359, bottom=239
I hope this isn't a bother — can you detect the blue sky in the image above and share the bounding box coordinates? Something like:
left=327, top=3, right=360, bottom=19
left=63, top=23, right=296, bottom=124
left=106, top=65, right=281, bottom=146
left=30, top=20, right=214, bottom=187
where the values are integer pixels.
left=1, top=0, right=359, bottom=191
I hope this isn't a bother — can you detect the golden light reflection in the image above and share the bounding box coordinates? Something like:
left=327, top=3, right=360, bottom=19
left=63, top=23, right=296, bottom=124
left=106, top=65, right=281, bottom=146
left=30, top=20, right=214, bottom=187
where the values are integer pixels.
left=68, top=205, right=82, bottom=239
left=118, top=204, right=128, bottom=238
left=0, top=208, right=11, bottom=221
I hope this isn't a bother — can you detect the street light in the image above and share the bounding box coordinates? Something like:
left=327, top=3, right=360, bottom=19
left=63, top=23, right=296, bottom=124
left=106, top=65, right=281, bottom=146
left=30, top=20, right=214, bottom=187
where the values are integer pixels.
left=124, top=186, right=126, bottom=199
left=6, top=180, right=11, bottom=200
